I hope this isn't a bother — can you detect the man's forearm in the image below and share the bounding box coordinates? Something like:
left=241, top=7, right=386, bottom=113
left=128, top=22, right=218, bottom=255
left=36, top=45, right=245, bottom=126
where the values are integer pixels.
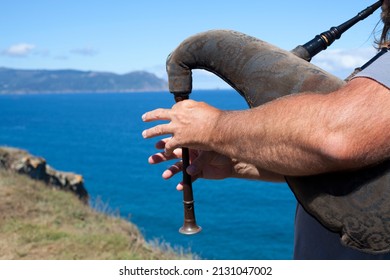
left=209, top=78, right=390, bottom=176
left=211, top=95, right=333, bottom=176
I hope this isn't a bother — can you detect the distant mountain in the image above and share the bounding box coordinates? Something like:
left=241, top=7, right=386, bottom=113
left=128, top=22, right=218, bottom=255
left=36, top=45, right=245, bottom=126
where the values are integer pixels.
left=0, top=67, right=168, bottom=93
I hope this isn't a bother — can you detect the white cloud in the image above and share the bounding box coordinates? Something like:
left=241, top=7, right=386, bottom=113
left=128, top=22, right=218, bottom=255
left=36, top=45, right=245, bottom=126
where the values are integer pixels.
left=54, top=55, right=69, bottom=60
left=2, top=43, right=36, bottom=57
left=311, top=48, right=377, bottom=78
left=70, top=47, right=98, bottom=56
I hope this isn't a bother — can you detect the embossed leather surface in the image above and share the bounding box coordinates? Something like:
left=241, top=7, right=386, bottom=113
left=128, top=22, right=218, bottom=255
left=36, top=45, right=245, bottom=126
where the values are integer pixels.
left=287, top=161, right=390, bottom=253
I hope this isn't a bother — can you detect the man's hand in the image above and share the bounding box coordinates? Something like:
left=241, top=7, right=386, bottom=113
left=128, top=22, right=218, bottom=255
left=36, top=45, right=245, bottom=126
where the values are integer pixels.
left=148, top=138, right=285, bottom=190
left=148, top=138, right=237, bottom=190
left=142, top=100, right=221, bottom=155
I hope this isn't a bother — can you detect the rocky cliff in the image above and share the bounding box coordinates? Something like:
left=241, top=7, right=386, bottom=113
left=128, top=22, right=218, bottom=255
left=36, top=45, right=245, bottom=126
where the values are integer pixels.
left=0, top=147, right=88, bottom=202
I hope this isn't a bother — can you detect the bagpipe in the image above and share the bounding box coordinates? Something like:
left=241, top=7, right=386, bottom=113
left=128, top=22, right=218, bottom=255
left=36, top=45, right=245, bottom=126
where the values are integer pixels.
left=165, top=1, right=390, bottom=254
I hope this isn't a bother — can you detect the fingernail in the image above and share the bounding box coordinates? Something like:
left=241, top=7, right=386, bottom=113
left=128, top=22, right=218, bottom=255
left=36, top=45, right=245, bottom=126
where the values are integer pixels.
left=162, top=170, right=171, bottom=178
left=142, top=130, right=147, bottom=138
left=141, top=113, right=146, bottom=121
left=176, top=183, right=184, bottom=191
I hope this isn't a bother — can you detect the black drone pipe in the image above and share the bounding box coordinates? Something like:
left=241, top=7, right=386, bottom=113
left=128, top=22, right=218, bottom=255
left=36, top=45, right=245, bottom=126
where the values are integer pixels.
left=291, top=0, right=383, bottom=61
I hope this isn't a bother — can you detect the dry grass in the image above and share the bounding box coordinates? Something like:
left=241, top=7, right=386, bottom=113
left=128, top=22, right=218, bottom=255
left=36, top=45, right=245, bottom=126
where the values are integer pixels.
left=0, top=169, right=194, bottom=260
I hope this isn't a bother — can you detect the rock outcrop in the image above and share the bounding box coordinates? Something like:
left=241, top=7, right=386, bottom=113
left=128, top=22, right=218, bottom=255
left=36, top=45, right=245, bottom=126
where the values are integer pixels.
left=0, top=147, right=88, bottom=202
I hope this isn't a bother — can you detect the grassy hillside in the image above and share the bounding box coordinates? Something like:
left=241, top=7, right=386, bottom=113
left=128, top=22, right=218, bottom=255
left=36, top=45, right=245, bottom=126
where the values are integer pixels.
left=0, top=169, right=194, bottom=260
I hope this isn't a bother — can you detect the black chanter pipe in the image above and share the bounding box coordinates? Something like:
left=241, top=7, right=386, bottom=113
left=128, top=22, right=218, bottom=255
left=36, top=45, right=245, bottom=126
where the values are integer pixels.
left=175, top=94, right=202, bottom=235
left=292, top=0, right=383, bottom=61
left=167, top=1, right=383, bottom=237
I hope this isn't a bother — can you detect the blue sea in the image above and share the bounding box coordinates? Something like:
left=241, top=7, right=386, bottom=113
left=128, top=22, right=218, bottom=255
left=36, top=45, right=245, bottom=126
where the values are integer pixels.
left=0, top=90, right=296, bottom=260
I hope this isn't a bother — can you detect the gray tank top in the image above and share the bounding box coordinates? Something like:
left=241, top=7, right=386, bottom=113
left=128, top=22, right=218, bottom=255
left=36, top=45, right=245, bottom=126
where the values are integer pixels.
left=353, top=50, right=390, bottom=88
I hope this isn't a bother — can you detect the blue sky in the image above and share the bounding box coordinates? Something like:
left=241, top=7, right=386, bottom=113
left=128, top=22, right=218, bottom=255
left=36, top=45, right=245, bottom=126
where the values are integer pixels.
left=1, top=0, right=384, bottom=88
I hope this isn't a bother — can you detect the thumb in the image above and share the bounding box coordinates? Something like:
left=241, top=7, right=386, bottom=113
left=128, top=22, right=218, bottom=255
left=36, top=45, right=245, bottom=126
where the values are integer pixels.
left=186, top=151, right=215, bottom=176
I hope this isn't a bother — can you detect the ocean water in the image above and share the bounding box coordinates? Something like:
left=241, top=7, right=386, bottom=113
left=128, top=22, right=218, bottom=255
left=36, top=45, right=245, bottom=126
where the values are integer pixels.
left=0, top=90, right=296, bottom=260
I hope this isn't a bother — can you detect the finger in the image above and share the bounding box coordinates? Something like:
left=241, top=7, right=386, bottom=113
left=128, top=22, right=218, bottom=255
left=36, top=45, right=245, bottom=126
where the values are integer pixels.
left=148, top=149, right=182, bottom=164
left=162, top=161, right=183, bottom=179
left=176, top=174, right=200, bottom=191
left=176, top=182, right=184, bottom=191
left=142, top=124, right=171, bottom=139
left=142, top=109, right=171, bottom=122
left=155, top=137, right=171, bottom=150
left=164, top=137, right=180, bottom=156
left=186, top=151, right=215, bottom=176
